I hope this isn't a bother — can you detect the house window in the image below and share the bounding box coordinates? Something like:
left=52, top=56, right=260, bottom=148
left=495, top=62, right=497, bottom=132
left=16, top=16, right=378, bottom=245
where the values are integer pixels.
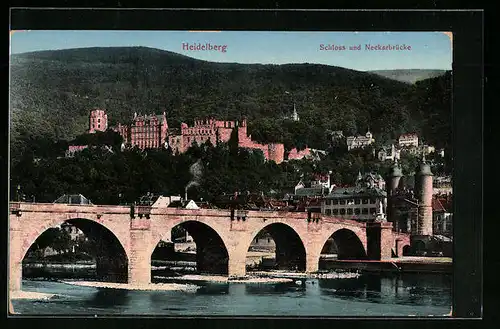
left=326, top=209, right=331, bottom=215
left=326, top=200, right=331, bottom=205
left=333, top=199, right=339, bottom=205
left=370, top=198, right=376, bottom=204
left=362, top=208, right=369, bottom=214
left=355, top=199, right=361, bottom=205
left=347, top=209, right=353, bottom=215
left=98, top=124, right=100, bottom=129
left=340, top=200, right=346, bottom=205
left=354, top=208, right=361, bottom=215
left=333, top=209, right=338, bottom=215
left=370, top=207, right=376, bottom=214
left=362, top=198, right=369, bottom=204
left=340, top=209, right=346, bottom=215
left=98, top=119, right=101, bottom=123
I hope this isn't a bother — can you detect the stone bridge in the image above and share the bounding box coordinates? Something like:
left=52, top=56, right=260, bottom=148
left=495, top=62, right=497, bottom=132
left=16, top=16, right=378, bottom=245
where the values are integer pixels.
left=9, top=202, right=410, bottom=292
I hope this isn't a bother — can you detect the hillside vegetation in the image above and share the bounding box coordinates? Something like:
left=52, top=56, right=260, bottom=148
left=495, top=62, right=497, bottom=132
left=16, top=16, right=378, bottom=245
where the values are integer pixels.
left=368, top=69, right=447, bottom=84
left=10, top=46, right=451, bottom=161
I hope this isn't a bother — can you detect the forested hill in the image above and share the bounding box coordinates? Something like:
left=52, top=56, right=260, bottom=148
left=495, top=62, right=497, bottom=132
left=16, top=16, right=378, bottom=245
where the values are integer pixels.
left=368, top=69, right=447, bottom=84
left=10, top=46, right=451, bottom=158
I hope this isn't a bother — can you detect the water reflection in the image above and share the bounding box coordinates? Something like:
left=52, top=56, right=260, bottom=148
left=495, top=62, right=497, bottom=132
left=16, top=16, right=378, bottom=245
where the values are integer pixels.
left=14, top=272, right=452, bottom=316
left=84, top=288, right=130, bottom=308
left=318, top=273, right=451, bottom=307
left=196, top=283, right=229, bottom=295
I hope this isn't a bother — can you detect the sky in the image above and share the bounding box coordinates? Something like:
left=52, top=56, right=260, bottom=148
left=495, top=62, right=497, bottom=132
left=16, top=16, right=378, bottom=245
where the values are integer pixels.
left=9, top=30, right=452, bottom=71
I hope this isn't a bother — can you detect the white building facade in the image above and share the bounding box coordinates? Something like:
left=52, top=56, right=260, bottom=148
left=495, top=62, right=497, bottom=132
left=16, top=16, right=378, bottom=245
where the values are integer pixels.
left=398, top=133, right=419, bottom=148
left=346, top=131, right=375, bottom=151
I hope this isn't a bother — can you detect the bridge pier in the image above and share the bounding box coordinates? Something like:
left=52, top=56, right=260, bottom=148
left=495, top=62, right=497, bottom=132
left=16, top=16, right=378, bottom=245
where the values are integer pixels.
left=366, top=221, right=394, bottom=260
left=306, top=254, right=319, bottom=273
left=228, top=253, right=247, bottom=278
left=128, top=221, right=152, bottom=286
left=9, top=227, right=22, bottom=293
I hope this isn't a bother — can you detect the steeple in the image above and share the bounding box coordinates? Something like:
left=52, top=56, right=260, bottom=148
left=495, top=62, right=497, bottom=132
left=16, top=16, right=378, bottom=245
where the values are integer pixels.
left=292, top=103, right=299, bottom=121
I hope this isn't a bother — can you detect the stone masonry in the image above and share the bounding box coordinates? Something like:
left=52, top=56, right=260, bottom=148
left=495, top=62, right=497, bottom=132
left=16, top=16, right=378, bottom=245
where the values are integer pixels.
left=9, top=202, right=409, bottom=292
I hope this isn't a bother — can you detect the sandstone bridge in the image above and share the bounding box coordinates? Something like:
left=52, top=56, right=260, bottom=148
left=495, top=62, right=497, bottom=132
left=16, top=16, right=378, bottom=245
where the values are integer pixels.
left=9, top=202, right=410, bottom=292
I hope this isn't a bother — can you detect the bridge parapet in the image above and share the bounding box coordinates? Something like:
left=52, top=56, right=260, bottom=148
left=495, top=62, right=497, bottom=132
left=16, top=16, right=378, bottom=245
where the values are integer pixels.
left=306, top=213, right=322, bottom=232
left=8, top=202, right=130, bottom=214
left=150, top=207, right=232, bottom=217
left=10, top=202, right=21, bottom=216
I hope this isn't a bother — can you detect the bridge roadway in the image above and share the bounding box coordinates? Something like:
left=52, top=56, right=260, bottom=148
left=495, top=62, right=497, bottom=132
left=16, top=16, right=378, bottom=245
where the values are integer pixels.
left=9, top=202, right=410, bottom=292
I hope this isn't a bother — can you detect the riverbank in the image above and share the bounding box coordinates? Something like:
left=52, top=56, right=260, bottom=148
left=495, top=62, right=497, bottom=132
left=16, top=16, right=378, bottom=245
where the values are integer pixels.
left=10, top=290, right=56, bottom=300
left=320, top=257, right=453, bottom=274
left=250, top=270, right=361, bottom=279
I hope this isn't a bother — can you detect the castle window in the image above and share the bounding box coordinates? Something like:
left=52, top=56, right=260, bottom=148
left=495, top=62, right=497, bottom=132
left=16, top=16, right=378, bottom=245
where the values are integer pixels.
left=325, top=209, right=331, bottom=215
left=98, top=119, right=100, bottom=123
left=354, top=208, right=361, bottom=215
left=370, top=207, right=376, bottom=214
left=362, top=208, right=369, bottom=215
left=370, top=198, right=376, bottom=204
left=333, top=199, right=339, bottom=205
left=325, top=199, right=331, bottom=205
left=340, top=200, right=346, bottom=205
left=340, top=208, right=346, bottom=215
left=362, top=198, right=369, bottom=204
left=355, top=199, right=361, bottom=205
left=98, top=124, right=100, bottom=129
left=347, top=208, right=353, bottom=215
left=332, top=209, right=338, bottom=215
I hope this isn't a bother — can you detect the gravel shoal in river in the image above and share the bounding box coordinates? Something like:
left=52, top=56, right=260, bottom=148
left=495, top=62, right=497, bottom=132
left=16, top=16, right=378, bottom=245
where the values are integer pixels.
left=61, top=280, right=200, bottom=292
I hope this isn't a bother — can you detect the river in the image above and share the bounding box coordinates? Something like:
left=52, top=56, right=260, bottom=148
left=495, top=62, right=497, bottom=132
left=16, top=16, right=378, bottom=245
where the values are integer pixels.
left=12, top=268, right=452, bottom=316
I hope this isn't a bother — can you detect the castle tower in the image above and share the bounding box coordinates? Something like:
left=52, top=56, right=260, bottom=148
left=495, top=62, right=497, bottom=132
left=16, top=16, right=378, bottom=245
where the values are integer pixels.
left=414, top=160, right=434, bottom=236
left=385, top=162, right=403, bottom=229
left=89, top=109, right=108, bottom=133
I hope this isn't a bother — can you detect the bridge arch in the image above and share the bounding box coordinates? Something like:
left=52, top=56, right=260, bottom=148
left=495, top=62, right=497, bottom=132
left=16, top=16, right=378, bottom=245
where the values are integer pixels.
left=309, top=225, right=368, bottom=271
left=244, top=221, right=307, bottom=272
left=17, top=216, right=130, bottom=283
left=149, top=217, right=231, bottom=275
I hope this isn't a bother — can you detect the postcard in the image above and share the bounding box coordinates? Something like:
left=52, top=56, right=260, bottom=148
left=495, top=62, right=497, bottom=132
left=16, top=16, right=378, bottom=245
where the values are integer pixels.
left=9, top=26, right=454, bottom=317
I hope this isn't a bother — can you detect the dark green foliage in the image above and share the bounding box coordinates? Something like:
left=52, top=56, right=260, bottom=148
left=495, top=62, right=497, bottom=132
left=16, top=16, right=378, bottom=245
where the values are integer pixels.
left=9, top=47, right=452, bottom=203
left=10, top=47, right=450, bottom=158
left=28, top=227, right=71, bottom=253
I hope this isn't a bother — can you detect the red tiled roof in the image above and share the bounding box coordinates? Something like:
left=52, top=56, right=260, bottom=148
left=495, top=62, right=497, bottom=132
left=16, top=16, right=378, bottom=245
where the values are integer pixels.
left=432, top=198, right=446, bottom=212
left=437, top=197, right=453, bottom=212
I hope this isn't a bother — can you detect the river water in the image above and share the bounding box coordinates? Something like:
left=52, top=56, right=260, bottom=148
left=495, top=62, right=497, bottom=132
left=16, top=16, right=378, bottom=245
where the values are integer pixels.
left=12, top=270, right=452, bottom=316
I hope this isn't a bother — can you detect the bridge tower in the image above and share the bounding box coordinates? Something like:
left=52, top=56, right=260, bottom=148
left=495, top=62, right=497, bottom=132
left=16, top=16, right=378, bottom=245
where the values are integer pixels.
left=385, top=161, right=403, bottom=229
left=413, top=160, right=434, bottom=236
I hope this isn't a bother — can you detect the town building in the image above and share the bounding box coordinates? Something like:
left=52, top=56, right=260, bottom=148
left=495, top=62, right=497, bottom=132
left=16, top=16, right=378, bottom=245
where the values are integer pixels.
left=65, top=144, right=114, bottom=158
left=294, top=172, right=334, bottom=198
left=433, top=176, right=452, bottom=195
left=321, top=186, right=386, bottom=221
left=88, top=109, right=108, bottom=133
left=54, top=194, right=93, bottom=205
left=66, top=145, right=88, bottom=158
left=398, top=133, right=419, bottom=148
left=60, top=222, right=85, bottom=241
left=432, top=195, right=453, bottom=238
left=321, top=172, right=387, bottom=221
left=137, top=193, right=182, bottom=208
left=378, top=144, right=401, bottom=162
left=346, top=131, right=375, bottom=151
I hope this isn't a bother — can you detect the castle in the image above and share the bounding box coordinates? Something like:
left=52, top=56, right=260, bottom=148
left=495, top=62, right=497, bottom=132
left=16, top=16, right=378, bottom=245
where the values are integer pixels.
left=87, top=109, right=311, bottom=164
